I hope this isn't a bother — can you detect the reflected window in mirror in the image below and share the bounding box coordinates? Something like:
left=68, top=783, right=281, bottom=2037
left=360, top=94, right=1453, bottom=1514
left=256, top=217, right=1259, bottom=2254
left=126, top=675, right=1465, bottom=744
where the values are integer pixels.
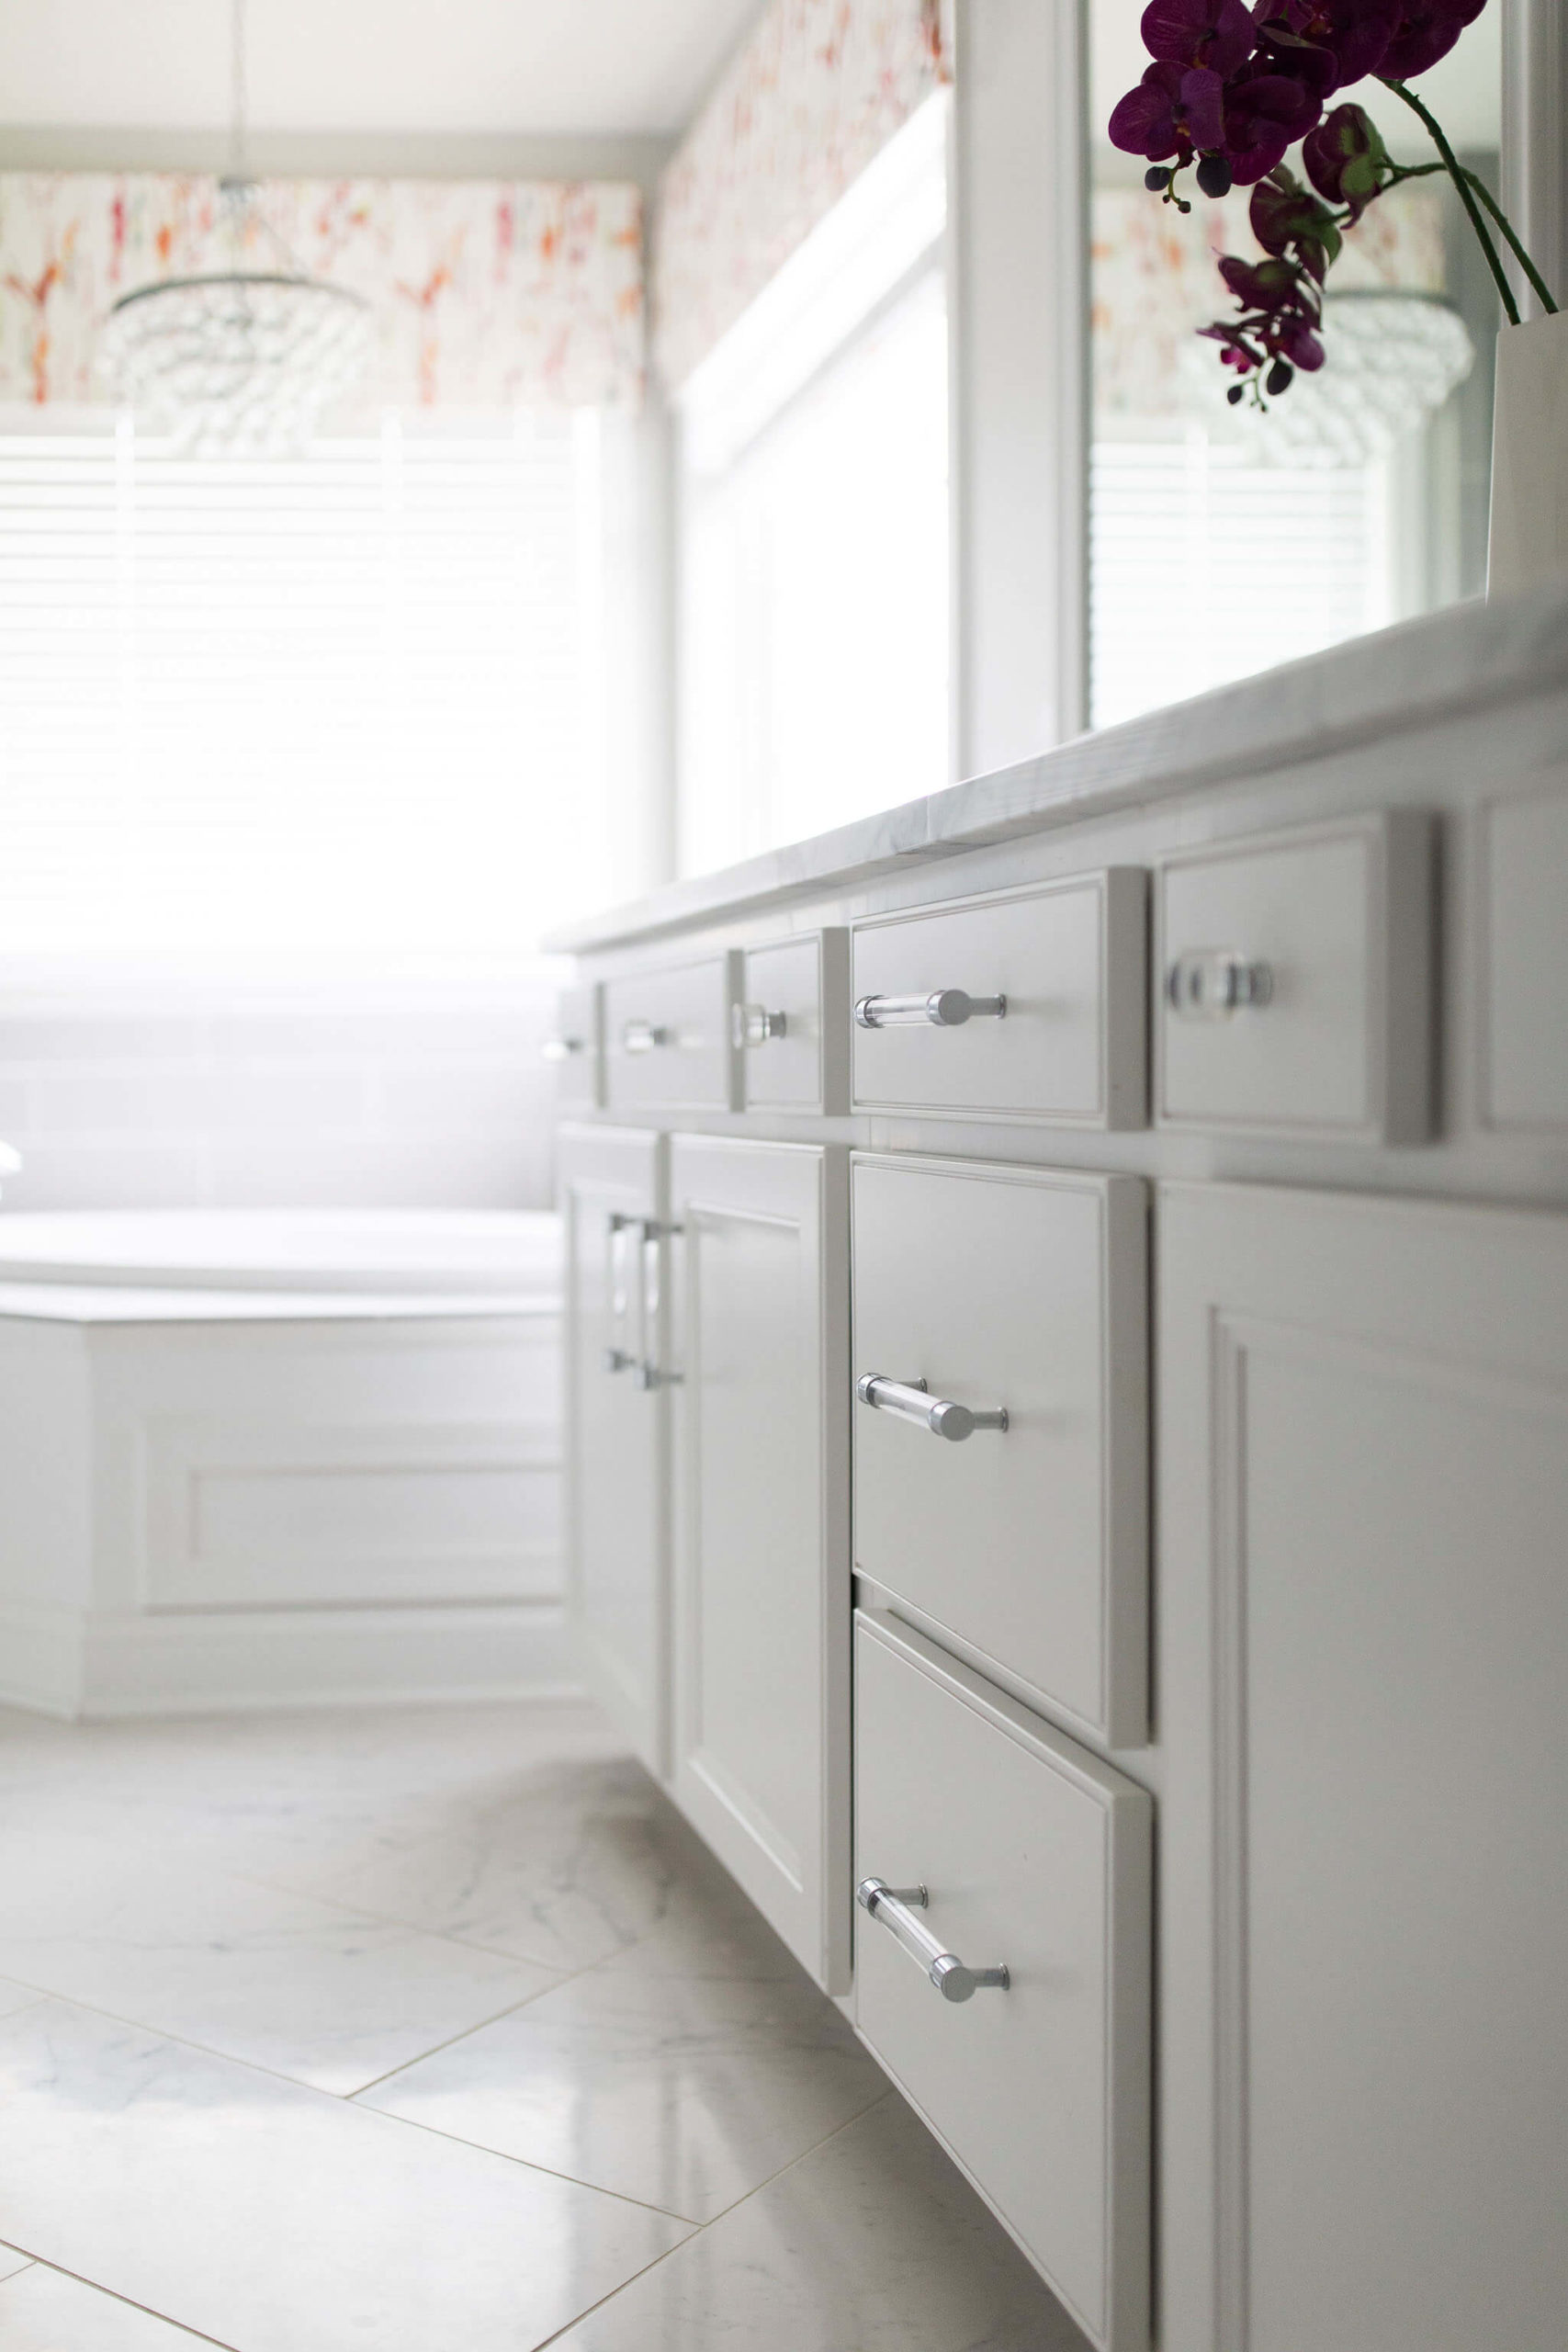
left=1088, top=3, right=1503, bottom=729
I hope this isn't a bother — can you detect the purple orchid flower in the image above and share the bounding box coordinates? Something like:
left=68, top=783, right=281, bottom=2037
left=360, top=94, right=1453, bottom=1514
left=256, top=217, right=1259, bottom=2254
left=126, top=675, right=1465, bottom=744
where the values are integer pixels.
left=1139, top=0, right=1258, bottom=77
left=1381, top=0, right=1488, bottom=79
left=1221, top=71, right=1325, bottom=182
left=1109, top=60, right=1228, bottom=164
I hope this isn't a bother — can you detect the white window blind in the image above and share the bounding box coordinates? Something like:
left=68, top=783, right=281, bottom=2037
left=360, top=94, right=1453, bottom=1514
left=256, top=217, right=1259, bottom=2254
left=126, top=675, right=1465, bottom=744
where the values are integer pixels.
left=0, top=413, right=610, bottom=960
left=1089, top=437, right=1394, bottom=731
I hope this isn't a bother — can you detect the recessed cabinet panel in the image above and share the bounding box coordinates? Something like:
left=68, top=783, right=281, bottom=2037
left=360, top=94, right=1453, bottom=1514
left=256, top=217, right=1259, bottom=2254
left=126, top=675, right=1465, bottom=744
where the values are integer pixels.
left=1481, top=784, right=1568, bottom=1130
left=736, top=931, right=850, bottom=1114
left=558, top=1124, right=668, bottom=1777
left=1156, top=811, right=1433, bottom=1141
left=854, top=1610, right=1152, bottom=2352
left=669, top=1136, right=851, bottom=1994
left=851, top=870, right=1147, bottom=1128
left=604, top=955, right=738, bottom=1114
left=852, top=1152, right=1148, bottom=1747
left=1159, top=1182, right=1568, bottom=2352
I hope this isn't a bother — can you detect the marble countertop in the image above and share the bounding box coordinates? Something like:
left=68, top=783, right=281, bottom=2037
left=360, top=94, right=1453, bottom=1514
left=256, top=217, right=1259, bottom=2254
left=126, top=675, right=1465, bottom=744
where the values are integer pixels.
left=547, top=582, right=1568, bottom=957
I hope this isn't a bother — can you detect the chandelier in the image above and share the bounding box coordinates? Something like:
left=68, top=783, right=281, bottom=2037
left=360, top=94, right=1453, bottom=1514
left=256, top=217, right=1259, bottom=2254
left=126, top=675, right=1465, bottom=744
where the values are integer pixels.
left=1224, top=290, right=1476, bottom=469
left=100, top=0, right=370, bottom=451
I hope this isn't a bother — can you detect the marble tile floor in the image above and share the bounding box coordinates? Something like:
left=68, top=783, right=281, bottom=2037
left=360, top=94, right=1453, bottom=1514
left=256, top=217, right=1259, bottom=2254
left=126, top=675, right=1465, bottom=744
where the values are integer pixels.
left=0, top=1699, right=1088, bottom=2351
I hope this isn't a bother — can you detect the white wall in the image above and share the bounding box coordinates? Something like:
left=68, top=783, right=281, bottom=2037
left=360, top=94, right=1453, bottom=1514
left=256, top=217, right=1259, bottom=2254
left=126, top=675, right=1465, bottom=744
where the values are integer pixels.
left=0, top=970, right=561, bottom=1213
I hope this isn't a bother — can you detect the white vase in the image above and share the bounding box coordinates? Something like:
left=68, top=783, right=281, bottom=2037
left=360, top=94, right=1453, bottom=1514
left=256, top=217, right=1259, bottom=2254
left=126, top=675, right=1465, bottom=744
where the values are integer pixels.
left=1488, top=309, right=1568, bottom=599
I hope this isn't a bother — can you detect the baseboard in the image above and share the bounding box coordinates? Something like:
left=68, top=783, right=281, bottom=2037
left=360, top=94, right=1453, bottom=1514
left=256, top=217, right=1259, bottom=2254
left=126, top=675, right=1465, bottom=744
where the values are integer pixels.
left=0, top=1600, right=85, bottom=1719
left=1, top=1599, right=581, bottom=1720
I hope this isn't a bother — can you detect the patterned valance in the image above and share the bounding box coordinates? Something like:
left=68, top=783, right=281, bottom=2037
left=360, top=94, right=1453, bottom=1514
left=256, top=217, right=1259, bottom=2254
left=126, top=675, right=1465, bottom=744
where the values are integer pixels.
left=0, top=174, right=644, bottom=413
left=653, top=0, right=953, bottom=392
left=1092, top=183, right=1447, bottom=424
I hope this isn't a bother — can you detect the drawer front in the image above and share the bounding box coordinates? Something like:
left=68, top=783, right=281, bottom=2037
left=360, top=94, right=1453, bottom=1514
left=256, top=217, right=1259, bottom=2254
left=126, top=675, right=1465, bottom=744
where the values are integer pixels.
left=851, top=870, right=1147, bottom=1128
left=1156, top=811, right=1433, bottom=1140
left=544, top=985, right=602, bottom=1109
left=604, top=955, right=738, bottom=1113
left=854, top=1611, right=1151, bottom=2352
left=852, top=1153, right=1148, bottom=1747
left=1480, top=783, right=1568, bottom=1131
left=735, top=931, right=850, bottom=1114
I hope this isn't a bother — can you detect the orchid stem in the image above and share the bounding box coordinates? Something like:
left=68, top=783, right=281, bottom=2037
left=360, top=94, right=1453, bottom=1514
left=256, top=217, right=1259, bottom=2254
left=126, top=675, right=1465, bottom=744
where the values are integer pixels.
left=1378, top=76, right=1521, bottom=325
left=1461, top=171, right=1559, bottom=314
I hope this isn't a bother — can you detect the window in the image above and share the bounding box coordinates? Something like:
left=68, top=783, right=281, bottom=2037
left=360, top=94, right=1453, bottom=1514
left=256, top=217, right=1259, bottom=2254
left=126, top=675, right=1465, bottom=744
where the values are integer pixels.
left=676, top=95, right=951, bottom=875
left=0, top=412, right=612, bottom=962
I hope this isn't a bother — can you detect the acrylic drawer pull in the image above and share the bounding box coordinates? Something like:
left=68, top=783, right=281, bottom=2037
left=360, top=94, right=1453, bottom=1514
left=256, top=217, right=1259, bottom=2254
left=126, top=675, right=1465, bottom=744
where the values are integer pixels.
left=857, top=1877, right=1010, bottom=2003
left=854, top=989, right=1007, bottom=1030
left=732, top=1001, right=788, bottom=1049
left=856, top=1373, right=1009, bottom=1442
left=1165, top=949, right=1273, bottom=1020
left=623, top=1020, right=671, bottom=1054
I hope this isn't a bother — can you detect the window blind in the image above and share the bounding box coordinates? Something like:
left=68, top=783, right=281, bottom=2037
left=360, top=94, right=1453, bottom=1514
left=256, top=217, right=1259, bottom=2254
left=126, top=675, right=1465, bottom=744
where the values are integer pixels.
left=1090, top=437, right=1393, bottom=731
left=0, top=414, right=609, bottom=959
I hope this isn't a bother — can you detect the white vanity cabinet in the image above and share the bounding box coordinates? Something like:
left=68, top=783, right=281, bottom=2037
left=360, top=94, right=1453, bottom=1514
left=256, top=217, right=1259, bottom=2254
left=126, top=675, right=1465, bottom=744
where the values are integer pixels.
left=667, top=1136, right=851, bottom=1992
left=552, top=597, right=1568, bottom=2352
left=1158, top=1182, right=1568, bottom=2352
left=558, top=1124, right=670, bottom=1776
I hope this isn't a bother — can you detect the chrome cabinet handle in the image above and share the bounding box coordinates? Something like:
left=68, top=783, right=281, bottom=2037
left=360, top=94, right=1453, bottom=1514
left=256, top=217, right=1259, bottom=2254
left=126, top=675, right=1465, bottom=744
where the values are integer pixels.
left=857, top=1879, right=1009, bottom=2003
left=856, top=1373, right=1008, bottom=1442
left=1165, top=948, right=1273, bottom=1020
left=635, top=1218, right=683, bottom=1391
left=732, top=1001, right=787, bottom=1049
left=623, top=1019, right=670, bottom=1055
left=602, top=1347, right=637, bottom=1374
left=541, top=1035, right=584, bottom=1063
left=604, top=1212, right=637, bottom=1373
left=854, top=989, right=1007, bottom=1030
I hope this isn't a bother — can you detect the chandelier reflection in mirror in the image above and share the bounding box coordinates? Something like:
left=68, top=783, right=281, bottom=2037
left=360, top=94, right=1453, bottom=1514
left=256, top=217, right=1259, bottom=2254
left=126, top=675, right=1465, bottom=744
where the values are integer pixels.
left=1182, top=288, right=1474, bottom=469
left=100, top=1, right=371, bottom=451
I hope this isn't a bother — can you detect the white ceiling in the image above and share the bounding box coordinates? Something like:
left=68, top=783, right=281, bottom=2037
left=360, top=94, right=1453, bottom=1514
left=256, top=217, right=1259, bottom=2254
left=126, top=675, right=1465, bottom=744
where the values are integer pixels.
left=0, top=0, right=765, bottom=137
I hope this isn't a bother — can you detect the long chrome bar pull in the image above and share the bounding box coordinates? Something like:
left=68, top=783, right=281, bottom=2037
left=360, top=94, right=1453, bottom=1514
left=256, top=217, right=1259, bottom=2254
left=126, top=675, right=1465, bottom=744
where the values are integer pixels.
left=856, top=1877, right=1010, bottom=2002
left=854, top=989, right=1007, bottom=1030
left=856, top=1373, right=1008, bottom=1442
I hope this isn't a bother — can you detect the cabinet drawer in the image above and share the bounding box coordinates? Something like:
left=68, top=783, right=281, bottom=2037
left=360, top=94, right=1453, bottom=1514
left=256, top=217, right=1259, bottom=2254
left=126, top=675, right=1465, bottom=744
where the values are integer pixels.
left=1155, top=811, right=1433, bottom=1141
left=852, top=1153, right=1148, bottom=1747
left=604, top=955, right=738, bottom=1113
left=734, top=931, right=850, bottom=1114
left=851, top=870, right=1147, bottom=1128
left=543, top=985, right=603, bottom=1109
left=854, top=1611, right=1151, bottom=2352
left=1480, top=783, right=1568, bottom=1131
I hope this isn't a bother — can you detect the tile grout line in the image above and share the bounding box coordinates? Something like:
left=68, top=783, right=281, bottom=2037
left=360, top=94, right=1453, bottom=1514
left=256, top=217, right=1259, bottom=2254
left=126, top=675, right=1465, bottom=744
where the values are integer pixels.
left=0, top=2252, right=242, bottom=2348
left=333, top=2098, right=706, bottom=2228
left=525, top=2093, right=900, bottom=2352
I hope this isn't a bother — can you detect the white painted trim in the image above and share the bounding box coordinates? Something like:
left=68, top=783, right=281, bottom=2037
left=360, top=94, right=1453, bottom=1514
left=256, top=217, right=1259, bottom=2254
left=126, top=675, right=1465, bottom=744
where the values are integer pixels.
left=0, top=1598, right=580, bottom=1721
left=951, top=0, right=1088, bottom=775
left=1502, top=0, right=1568, bottom=320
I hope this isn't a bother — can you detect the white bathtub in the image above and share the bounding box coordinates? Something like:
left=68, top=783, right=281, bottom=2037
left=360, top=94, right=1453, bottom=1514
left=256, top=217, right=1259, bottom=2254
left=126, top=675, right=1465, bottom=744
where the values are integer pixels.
left=0, top=1208, right=568, bottom=1720
left=0, top=1207, right=560, bottom=1299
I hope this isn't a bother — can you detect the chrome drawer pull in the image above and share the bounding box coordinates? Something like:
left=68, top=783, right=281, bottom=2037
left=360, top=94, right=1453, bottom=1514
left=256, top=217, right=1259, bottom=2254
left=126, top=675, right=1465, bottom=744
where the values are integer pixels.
left=541, top=1035, right=584, bottom=1063
left=733, top=1001, right=787, bottom=1049
left=623, top=1019, right=671, bottom=1054
left=602, top=1347, right=637, bottom=1374
left=1165, top=948, right=1273, bottom=1020
left=856, top=1373, right=1008, bottom=1442
left=854, top=988, right=1007, bottom=1030
left=857, top=1878, right=1010, bottom=2003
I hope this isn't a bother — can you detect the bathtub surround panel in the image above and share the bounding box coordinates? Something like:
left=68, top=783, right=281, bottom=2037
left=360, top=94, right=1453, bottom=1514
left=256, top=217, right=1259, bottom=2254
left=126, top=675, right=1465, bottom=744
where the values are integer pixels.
left=0, top=1217, right=569, bottom=1718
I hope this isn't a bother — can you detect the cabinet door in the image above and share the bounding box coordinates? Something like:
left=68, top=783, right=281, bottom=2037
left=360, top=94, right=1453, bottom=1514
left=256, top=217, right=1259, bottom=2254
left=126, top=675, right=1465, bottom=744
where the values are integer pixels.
left=558, top=1124, right=669, bottom=1778
left=669, top=1136, right=851, bottom=1993
left=1159, top=1182, right=1568, bottom=2352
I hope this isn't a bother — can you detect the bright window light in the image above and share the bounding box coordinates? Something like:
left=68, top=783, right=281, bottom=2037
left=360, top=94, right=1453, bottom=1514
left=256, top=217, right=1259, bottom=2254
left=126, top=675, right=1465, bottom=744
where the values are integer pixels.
left=678, top=95, right=951, bottom=875
left=0, top=412, right=611, bottom=964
